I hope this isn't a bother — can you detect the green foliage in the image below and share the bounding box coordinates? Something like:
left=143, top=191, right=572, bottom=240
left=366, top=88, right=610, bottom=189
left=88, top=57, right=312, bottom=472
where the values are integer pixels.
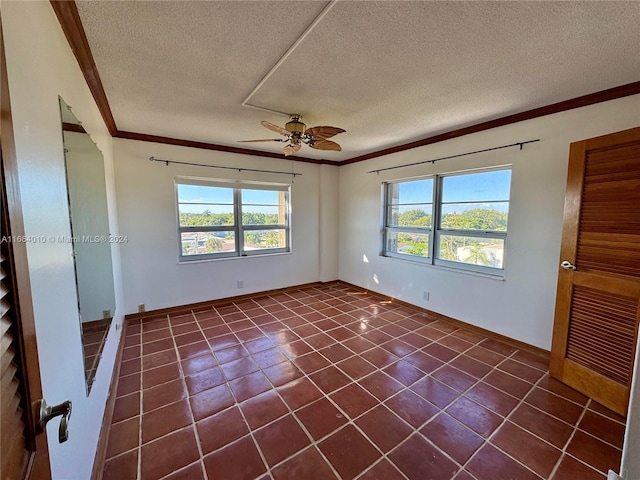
left=396, top=209, right=432, bottom=227
left=393, top=208, right=506, bottom=267
left=264, top=231, right=280, bottom=247
left=397, top=232, right=429, bottom=257
left=242, top=212, right=279, bottom=225
left=204, top=237, right=223, bottom=252
left=441, top=208, right=508, bottom=231
left=245, top=230, right=283, bottom=249
left=245, top=231, right=262, bottom=247
left=179, top=210, right=280, bottom=227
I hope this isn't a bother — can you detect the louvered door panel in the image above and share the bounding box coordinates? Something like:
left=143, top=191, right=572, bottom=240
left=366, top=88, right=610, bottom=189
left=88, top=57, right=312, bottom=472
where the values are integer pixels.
left=566, top=285, right=638, bottom=386
left=551, top=128, right=640, bottom=416
left=0, top=248, right=29, bottom=479
left=576, top=143, right=640, bottom=277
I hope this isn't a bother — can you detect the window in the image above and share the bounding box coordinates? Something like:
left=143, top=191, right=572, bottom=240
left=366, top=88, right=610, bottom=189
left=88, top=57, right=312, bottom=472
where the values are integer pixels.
left=383, top=167, right=511, bottom=275
left=176, top=178, right=290, bottom=261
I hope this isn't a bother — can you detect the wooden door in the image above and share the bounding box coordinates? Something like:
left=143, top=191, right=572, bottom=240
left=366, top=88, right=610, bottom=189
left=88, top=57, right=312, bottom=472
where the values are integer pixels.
left=550, top=126, right=640, bottom=416
left=1, top=19, right=52, bottom=480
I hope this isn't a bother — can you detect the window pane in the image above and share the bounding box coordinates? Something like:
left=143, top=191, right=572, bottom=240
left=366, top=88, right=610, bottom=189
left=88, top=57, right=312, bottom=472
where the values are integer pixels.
left=440, top=202, right=509, bottom=231
left=242, top=189, right=281, bottom=205
left=181, top=232, right=236, bottom=256
left=244, top=229, right=287, bottom=250
left=388, top=205, right=432, bottom=227
left=441, top=170, right=511, bottom=203
left=178, top=204, right=234, bottom=226
left=242, top=206, right=282, bottom=225
left=388, top=179, right=433, bottom=205
left=386, top=231, right=430, bottom=258
left=438, top=235, right=504, bottom=268
left=177, top=184, right=233, bottom=204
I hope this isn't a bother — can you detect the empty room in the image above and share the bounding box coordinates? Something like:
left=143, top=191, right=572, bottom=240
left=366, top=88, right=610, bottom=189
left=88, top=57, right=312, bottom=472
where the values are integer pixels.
left=2, top=1, right=640, bottom=479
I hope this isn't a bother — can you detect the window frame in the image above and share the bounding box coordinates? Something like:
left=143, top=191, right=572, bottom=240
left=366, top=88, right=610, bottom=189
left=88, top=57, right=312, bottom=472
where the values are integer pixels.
left=176, top=177, right=291, bottom=262
left=382, top=166, right=511, bottom=276
left=382, top=177, right=435, bottom=264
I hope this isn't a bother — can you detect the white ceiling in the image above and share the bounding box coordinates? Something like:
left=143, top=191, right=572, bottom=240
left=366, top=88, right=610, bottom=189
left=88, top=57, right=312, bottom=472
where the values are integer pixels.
left=75, top=1, right=640, bottom=162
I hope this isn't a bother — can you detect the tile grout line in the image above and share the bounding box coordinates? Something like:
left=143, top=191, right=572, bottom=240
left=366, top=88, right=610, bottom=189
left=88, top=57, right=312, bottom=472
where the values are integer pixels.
left=396, top=340, right=528, bottom=478
left=124, top=317, right=173, bottom=474
left=465, top=352, right=548, bottom=479
left=166, top=310, right=209, bottom=480
left=250, top=289, right=410, bottom=479
left=242, top=289, right=369, bottom=479
left=109, top=283, right=619, bottom=480
left=137, top=322, right=146, bottom=480
left=549, top=397, right=606, bottom=479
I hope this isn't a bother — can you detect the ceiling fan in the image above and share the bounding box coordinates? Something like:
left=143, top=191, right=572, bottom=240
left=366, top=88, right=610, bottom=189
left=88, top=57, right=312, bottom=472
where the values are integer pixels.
left=239, top=114, right=345, bottom=156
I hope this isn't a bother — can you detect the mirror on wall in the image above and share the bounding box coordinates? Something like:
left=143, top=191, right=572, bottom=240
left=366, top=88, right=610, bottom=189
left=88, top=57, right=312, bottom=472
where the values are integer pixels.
left=59, top=97, right=116, bottom=393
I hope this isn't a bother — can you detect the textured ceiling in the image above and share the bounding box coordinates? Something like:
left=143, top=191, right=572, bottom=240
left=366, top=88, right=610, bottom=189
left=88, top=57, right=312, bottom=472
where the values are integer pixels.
left=75, top=1, right=640, bottom=161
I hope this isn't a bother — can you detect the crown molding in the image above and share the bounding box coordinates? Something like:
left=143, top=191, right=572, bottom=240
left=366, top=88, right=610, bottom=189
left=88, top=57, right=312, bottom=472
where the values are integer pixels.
left=114, top=130, right=332, bottom=165
left=50, top=0, right=117, bottom=136
left=51, top=1, right=640, bottom=167
left=340, top=81, right=640, bottom=166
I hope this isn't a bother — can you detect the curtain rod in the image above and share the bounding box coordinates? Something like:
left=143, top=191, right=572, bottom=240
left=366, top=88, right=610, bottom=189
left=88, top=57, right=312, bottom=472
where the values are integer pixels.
left=367, top=139, right=540, bottom=174
left=149, top=156, right=303, bottom=177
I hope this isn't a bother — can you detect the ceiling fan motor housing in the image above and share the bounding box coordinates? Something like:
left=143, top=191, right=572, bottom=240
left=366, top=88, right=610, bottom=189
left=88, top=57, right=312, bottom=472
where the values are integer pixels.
left=285, top=115, right=306, bottom=135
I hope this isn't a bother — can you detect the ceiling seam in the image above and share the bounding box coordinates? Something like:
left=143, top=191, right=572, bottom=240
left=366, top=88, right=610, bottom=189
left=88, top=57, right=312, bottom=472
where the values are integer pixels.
left=240, top=0, right=339, bottom=118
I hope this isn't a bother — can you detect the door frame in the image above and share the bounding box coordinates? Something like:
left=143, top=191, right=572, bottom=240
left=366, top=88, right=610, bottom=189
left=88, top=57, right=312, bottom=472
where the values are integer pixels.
left=1, top=17, right=52, bottom=479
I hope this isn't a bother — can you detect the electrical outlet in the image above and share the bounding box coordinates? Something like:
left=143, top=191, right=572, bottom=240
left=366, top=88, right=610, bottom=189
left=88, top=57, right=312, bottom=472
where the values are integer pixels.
left=138, top=304, right=145, bottom=313
left=423, top=291, right=430, bottom=301
left=237, top=280, right=244, bottom=289
left=102, top=309, right=111, bottom=319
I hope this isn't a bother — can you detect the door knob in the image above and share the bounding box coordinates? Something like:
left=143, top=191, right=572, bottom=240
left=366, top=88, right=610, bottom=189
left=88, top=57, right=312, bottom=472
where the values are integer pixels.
left=560, top=260, right=576, bottom=270
left=35, top=399, right=72, bottom=443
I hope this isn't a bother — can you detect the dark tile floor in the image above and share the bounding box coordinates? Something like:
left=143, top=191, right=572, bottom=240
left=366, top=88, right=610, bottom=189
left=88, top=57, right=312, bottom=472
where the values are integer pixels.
left=103, top=282, right=625, bottom=480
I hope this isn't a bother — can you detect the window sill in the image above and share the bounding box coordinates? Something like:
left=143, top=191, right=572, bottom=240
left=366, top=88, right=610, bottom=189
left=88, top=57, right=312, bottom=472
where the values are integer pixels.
left=177, top=250, right=291, bottom=265
left=380, top=254, right=506, bottom=281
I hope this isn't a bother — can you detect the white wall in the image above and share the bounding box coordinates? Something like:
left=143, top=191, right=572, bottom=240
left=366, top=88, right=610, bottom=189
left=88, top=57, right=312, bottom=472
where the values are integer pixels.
left=114, top=138, right=339, bottom=314
left=339, top=95, right=640, bottom=350
left=319, top=164, right=340, bottom=282
left=2, top=2, right=125, bottom=479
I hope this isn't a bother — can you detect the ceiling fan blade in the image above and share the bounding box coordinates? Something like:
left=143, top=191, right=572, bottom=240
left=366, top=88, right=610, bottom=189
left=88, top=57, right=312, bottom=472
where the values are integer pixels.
left=238, top=139, right=282, bottom=142
left=261, top=121, right=290, bottom=136
left=305, top=126, right=346, bottom=140
left=311, top=139, right=342, bottom=152
left=283, top=144, right=302, bottom=156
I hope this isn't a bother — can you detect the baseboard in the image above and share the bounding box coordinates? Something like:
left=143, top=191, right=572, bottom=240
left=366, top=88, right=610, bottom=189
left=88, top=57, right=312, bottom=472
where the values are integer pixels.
left=90, top=320, right=127, bottom=480
left=125, top=281, right=329, bottom=320
left=337, top=280, right=549, bottom=357
left=126, top=279, right=548, bottom=357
